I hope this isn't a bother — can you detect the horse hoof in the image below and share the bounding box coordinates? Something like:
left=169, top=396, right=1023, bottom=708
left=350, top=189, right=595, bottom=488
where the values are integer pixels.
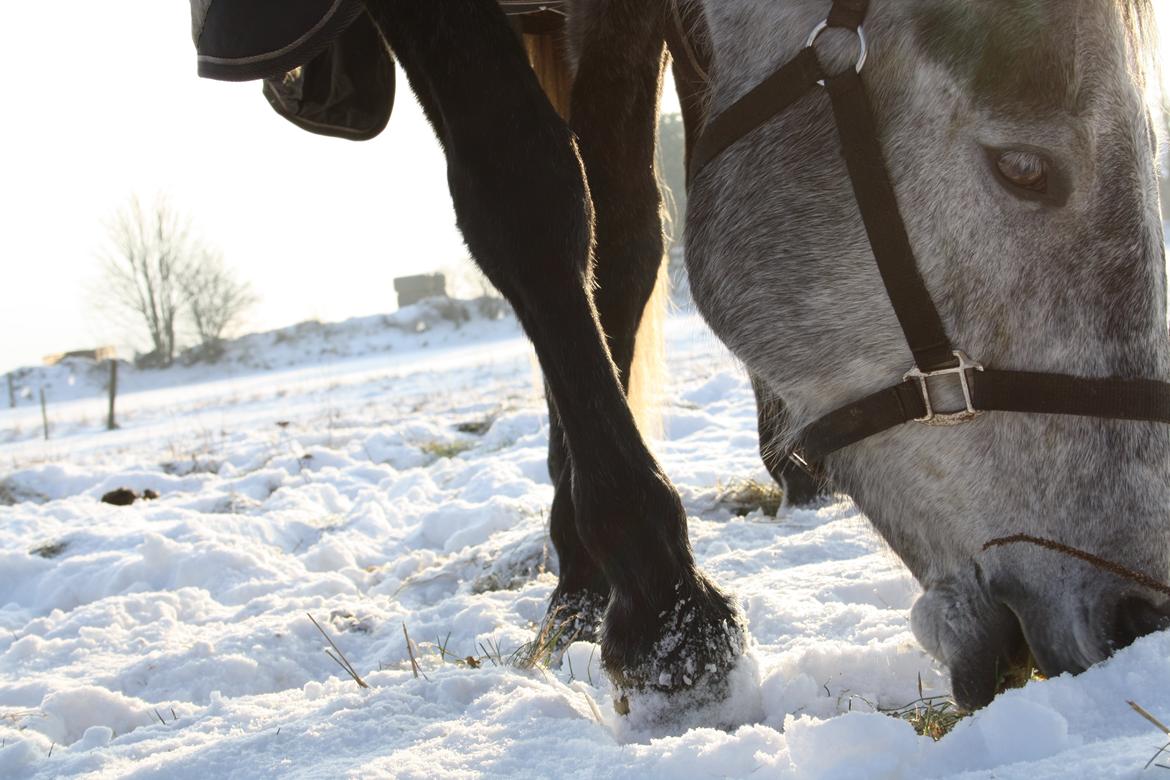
left=611, top=651, right=762, bottom=735
left=605, top=583, right=762, bottom=734
left=603, top=576, right=760, bottom=731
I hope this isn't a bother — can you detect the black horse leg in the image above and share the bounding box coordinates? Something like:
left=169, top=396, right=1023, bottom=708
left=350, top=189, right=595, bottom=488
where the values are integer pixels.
left=367, top=0, right=743, bottom=696
left=540, top=0, right=680, bottom=642
left=570, top=3, right=667, bottom=385
left=545, top=388, right=608, bottom=642
left=750, top=375, right=825, bottom=506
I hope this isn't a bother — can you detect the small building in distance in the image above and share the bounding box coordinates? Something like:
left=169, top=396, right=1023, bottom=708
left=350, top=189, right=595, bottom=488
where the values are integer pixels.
left=394, top=273, right=447, bottom=308
left=43, top=346, right=117, bottom=366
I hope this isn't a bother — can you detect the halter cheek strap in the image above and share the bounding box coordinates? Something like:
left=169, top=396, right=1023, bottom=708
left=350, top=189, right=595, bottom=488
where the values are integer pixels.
left=688, top=0, right=1170, bottom=467
left=687, top=47, right=824, bottom=188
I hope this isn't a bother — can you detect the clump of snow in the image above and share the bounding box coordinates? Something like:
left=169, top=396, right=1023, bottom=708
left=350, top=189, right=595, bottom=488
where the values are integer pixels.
left=561, top=641, right=603, bottom=686
left=1, top=313, right=1168, bottom=778
left=35, top=687, right=156, bottom=746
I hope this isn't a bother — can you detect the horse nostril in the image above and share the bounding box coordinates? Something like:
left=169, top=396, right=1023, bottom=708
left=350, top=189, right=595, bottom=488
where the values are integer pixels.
left=1111, top=596, right=1170, bottom=651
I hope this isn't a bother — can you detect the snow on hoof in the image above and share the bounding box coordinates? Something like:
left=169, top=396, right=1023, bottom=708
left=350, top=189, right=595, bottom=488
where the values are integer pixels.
left=604, top=581, right=762, bottom=734
left=611, top=646, right=763, bottom=737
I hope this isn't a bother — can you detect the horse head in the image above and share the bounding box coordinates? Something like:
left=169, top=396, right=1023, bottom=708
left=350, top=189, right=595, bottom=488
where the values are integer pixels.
left=686, top=0, right=1170, bottom=708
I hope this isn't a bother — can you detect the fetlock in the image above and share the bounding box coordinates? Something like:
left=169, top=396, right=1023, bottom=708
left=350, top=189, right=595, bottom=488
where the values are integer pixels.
left=542, top=578, right=608, bottom=653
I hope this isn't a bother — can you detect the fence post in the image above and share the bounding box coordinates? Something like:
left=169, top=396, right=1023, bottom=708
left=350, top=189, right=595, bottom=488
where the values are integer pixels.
left=39, top=387, right=49, bottom=441
left=106, top=360, right=118, bottom=431
left=6, top=373, right=14, bottom=409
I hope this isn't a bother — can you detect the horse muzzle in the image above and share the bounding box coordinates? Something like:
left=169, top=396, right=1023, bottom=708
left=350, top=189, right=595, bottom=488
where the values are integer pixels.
left=910, top=577, right=1028, bottom=710
left=988, top=566, right=1170, bottom=682
left=912, top=554, right=1170, bottom=710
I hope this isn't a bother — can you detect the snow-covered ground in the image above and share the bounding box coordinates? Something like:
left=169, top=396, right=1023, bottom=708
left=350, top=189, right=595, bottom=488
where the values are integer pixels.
left=1, top=309, right=1168, bottom=779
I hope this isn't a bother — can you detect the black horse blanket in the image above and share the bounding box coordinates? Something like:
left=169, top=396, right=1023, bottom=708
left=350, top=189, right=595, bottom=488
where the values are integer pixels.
left=191, top=0, right=393, bottom=140
left=190, top=0, right=566, bottom=141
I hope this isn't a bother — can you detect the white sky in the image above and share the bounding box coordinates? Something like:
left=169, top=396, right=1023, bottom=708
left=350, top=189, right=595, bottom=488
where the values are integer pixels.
left=0, top=2, right=472, bottom=372
left=0, top=3, right=1167, bottom=374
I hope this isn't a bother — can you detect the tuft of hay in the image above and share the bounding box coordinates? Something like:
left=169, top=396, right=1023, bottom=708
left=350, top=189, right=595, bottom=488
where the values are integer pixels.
left=455, top=418, right=493, bottom=436
left=876, top=664, right=1044, bottom=742
left=420, top=440, right=475, bottom=460
left=0, top=479, right=47, bottom=506
left=426, top=615, right=575, bottom=674
left=995, top=652, right=1043, bottom=694
left=716, top=478, right=783, bottom=517
left=884, top=695, right=966, bottom=741
left=29, top=541, right=68, bottom=559
left=506, top=615, right=575, bottom=671
left=856, top=675, right=968, bottom=741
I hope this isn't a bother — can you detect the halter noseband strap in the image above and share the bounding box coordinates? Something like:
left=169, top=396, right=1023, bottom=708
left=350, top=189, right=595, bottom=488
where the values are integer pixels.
left=689, top=0, right=1170, bottom=468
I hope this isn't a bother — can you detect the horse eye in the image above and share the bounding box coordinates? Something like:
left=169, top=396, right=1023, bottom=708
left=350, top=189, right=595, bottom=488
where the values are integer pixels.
left=995, top=150, right=1048, bottom=193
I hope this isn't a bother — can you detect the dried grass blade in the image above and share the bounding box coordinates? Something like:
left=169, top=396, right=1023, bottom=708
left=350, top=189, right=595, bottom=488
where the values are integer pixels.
left=403, top=623, right=429, bottom=681
left=307, top=613, right=369, bottom=689
left=1131, top=701, right=1170, bottom=735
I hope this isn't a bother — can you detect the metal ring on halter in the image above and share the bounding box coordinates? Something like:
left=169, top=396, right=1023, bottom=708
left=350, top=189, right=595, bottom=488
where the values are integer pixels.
left=805, top=19, right=868, bottom=86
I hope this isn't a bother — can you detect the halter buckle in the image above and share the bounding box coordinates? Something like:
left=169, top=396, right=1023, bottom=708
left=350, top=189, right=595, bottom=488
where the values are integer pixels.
left=904, top=350, right=984, bottom=426
left=805, top=19, right=868, bottom=87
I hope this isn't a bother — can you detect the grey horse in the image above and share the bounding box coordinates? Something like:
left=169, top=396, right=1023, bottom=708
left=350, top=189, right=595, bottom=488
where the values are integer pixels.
left=687, top=0, right=1170, bottom=707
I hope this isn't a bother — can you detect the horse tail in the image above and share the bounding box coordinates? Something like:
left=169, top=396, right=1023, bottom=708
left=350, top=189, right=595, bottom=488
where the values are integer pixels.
left=627, top=255, right=669, bottom=442
left=522, top=30, right=572, bottom=116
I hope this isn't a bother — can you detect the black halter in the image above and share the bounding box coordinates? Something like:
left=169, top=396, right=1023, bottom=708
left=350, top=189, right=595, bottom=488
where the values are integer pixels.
left=688, top=0, right=1170, bottom=469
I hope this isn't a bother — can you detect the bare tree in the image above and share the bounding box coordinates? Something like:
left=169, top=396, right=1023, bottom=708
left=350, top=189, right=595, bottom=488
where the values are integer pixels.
left=181, top=250, right=256, bottom=357
left=98, top=197, right=199, bottom=367
left=97, top=196, right=256, bottom=366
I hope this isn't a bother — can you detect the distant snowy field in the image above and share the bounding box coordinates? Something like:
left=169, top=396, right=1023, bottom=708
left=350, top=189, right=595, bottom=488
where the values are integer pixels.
left=1, top=306, right=1168, bottom=779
